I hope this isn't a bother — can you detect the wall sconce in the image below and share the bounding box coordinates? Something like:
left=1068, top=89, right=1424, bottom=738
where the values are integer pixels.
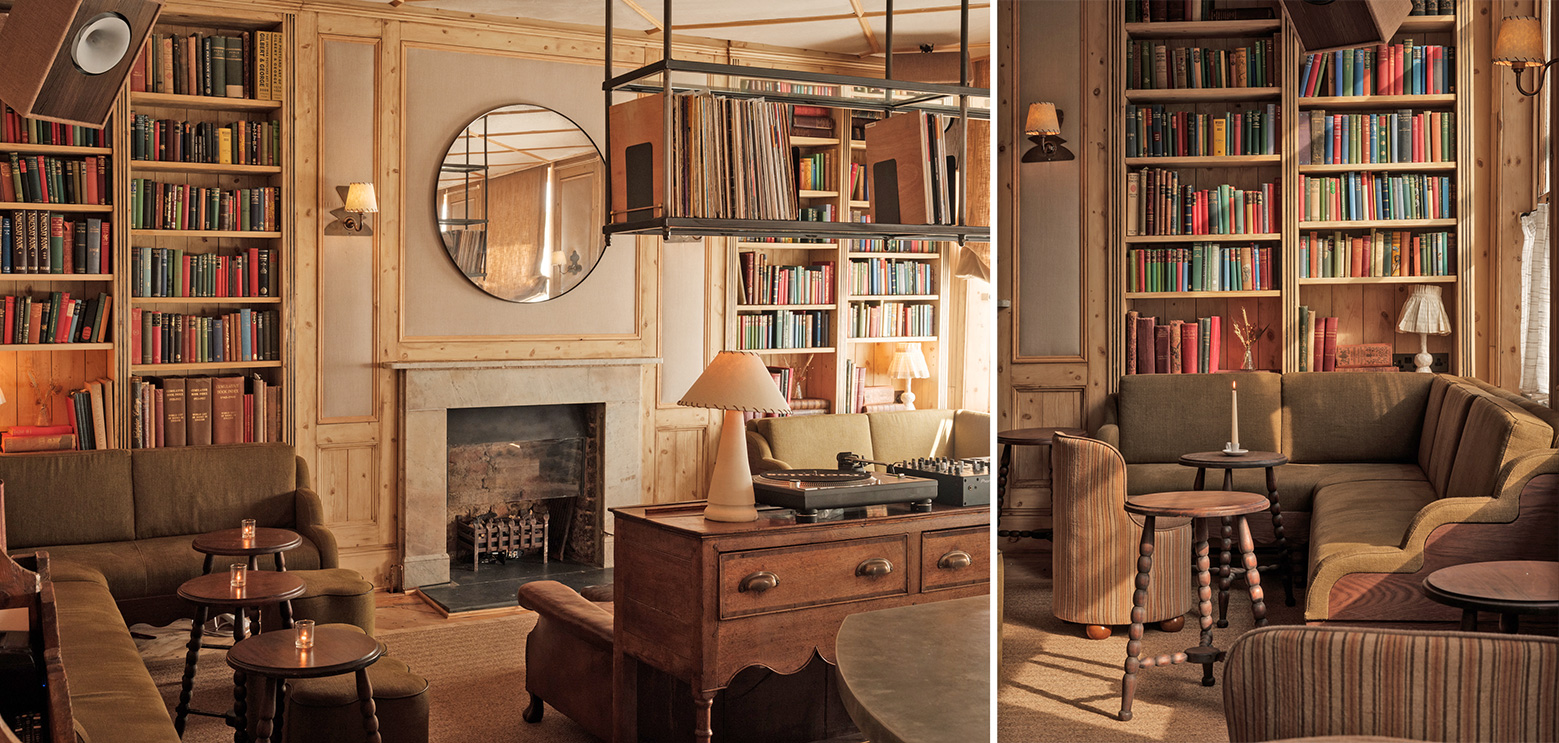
left=1022, top=102, right=1074, bottom=163
left=342, top=182, right=379, bottom=233
left=1494, top=16, right=1553, bottom=96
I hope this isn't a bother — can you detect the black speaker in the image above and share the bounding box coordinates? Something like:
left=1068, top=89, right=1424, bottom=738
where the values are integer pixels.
left=0, top=0, right=162, bottom=127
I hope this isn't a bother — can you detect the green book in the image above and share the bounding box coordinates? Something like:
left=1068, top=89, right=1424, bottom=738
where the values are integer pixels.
left=211, top=36, right=227, bottom=97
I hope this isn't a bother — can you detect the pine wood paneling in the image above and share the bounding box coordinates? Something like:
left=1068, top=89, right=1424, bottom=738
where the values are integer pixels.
left=653, top=426, right=709, bottom=504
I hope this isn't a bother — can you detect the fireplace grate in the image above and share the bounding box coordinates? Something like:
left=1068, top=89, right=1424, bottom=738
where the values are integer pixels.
left=455, top=511, right=550, bottom=571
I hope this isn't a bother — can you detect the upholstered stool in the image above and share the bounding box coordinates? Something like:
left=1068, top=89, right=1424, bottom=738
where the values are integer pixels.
left=290, top=568, right=376, bottom=634
left=281, top=624, right=430, bottom=743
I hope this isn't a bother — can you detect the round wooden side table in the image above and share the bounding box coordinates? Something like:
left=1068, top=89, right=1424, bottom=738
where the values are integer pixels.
left=193, top=527, right=303, bottom=573
left=995, top=427, right=1085, bottom=541
left=1118, top=490, right=1271, bottom=722
left=227, top=626, right=385, bottom=743
left=174, top=570, right=305, bottom=736
left=1421, top=560, right=1559, bottom=633
left=1178, top=450, right=1297, bottom=618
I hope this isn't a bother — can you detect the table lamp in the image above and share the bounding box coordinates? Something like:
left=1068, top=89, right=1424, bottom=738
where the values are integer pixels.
left=890, top=342, right=931, bottom=410
left=1397, top=284, right=1452, bottom=373
left=678, top=351, right=790, bottom=522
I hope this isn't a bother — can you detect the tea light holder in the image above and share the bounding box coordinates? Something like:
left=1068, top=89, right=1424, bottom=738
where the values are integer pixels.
left=295, top=619, right=315, bottom=649
left=229, top=563, right=247, bottom=588
left=240, top=518, right=256, bottom=540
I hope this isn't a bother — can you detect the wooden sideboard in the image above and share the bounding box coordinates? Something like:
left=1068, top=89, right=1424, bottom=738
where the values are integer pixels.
left=611, top=501, right=990, bottom=742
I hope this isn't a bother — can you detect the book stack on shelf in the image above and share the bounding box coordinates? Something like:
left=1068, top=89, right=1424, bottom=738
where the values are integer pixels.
left=1127, top=169, right=1277, bottom=236
left=1298, top=109, right=1453, bottom=166
left=3, top=211, right=112, bottom=275
left=1127, top=243, right=1275, bottom=292
left=848, top=301, right=934, bottom=339
left=130, top=29, right=286, bottom=101
left=127, top=374, right=282, bottom=449
left=1125, top=310, right=1224, bottom=375
left=131, top=115, right=281, bottom=167
left=0, top=293, right=112, bottom=346
left=1127, top=39, right=1277, bottom=91
left=849, top=257, right=936, bottom=296
left=130, top=308, right=280, bottom=366
left=1125, top=104, right=1278, bottom=157
left=131, top=246, right=278, bottom=298
left=1299, top=230, right=1452, bottom=278
left=1298, top=41, right=1452, bottom=99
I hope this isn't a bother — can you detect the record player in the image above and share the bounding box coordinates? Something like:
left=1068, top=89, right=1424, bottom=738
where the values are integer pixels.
left=752, top=456, right=937, bottom=523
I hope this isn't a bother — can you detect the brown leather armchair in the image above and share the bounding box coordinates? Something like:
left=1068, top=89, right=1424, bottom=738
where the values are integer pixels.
left=515, top=580, right=614, bottom=741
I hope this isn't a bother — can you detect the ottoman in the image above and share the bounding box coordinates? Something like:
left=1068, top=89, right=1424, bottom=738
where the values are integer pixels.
left=281, top=624, right=430, bottom=743
left=291, top=568, right=376, bottom=634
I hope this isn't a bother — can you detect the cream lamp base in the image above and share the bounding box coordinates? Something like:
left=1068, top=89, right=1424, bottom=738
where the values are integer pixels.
left=900, top=389, right=918, bottom=410
left=1414, top=332, right=1433, bottom=373
left=704, top=408, right=759, bottom=522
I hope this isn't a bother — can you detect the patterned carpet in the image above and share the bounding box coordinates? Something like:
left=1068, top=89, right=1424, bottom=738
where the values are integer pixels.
left=138, top=613, right=599, bottom=742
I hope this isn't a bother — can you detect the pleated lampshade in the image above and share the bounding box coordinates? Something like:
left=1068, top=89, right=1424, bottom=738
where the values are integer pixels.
left=1396, top=285, right=1452, bottom=335
left=678, top=351, right=790, bottom=414
left=889, top=343, right=932, bottom=380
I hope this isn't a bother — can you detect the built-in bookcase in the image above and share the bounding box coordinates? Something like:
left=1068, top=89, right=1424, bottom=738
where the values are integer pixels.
left=1109, top=4, right=1473, bottom=380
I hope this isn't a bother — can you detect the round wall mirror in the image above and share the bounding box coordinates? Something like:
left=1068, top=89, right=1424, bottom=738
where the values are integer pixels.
left=437, top=104, right=605, bottom=302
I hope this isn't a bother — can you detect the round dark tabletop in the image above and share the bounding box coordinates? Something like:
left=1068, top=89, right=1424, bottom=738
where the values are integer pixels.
left=997, top=427, right=1085, bottom=446
left=227, top=626, right=383, bottom=679
left=836, top=596, right=988, bottom=743
left=1125, top=490, right=1271, bottom=518
left=1422, top=560, right=1559, bottom=616
left=192, top=527, right=302, bottom=556
left=1179, top=450, right=1288, bottom=469
left=178, top=570, right=306, bottom=607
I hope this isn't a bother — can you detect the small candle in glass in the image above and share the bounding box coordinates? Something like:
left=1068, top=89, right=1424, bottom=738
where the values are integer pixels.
left=240, top=518, right=257, bottom=541
left=295, top=619, right=315, bottom=649
left=230, top=563, right=247, bottom=588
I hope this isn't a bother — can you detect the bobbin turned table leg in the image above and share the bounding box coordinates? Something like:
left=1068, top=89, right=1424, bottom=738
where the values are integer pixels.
left=175, top=604, right=209, bottom=735
left=358, top=669, right=382, bottom=743
left=1265, top=466, right=1296, bottom=606
left=1237, top=516, right=1267, bottom=627
left=1217, top=515, right=1233, bottom=628
left=1119, top=515, right=1156, bottom=722
left=1193, top=518, right=1216, bottom=686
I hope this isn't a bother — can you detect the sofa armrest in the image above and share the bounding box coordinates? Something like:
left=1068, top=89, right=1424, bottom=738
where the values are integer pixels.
left=517, top=580, right=614, bottom=650
left=293, top=486, right=339, bottom=569
left=1399, top=449, right=1559, bottom=552
left=746, top=430, right=792, bottom=473
left=1095, top=394, right=1120, bottom=448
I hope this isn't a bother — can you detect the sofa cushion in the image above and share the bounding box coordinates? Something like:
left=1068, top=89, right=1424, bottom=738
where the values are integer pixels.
left=24, top=535, right=323, bottom=602
left=1117, top=373, right=1281, bottom=463
left=1444, top=395, right=1554, bottom=499
left=1424, top=383, right=1479, bottom=497
left=1308, top=479, right=1437, bottom=576
left=1124, top=461, right=1428, bottom=516
left=132, top=443, right=298, bottom=540
left=1417, top=376, right=1452, bottom=474
left=1463, top=377, right=1559, bottom=446
left=748, top=414, right=874, bottom=469
left=1281, top=373, right=1431, bottom=463
left=866, top=409, right=955, bottom=464
left=951, top=410, right=991, bottom=458
left=52, top=580, right=180, bottom=742
left=0, top=449, right=134, bottom=549
left=31, top=542, right=151, bottom=598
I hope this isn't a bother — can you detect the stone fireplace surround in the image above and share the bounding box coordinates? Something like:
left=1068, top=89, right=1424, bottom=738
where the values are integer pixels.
left=390, top=358, right=655, bottom=588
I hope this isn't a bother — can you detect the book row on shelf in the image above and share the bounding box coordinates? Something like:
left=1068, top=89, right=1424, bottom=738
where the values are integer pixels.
left=130, top=181, right=281, bottom=232
left=791, top=105, right=836, bottom=140
left=1299, top=230, right=1453, bottom=278
left=131, top=246, right=278, bottom=299
left=1, top=211, right=111, bottom=274
left=848, top=301, right=934, bottom=339
left=1124, top=105, right=1279, bottom=158
left=1125, top=311, right=1225, bottom=374
left=1299, top=172, right=1453, bottom=222
left=0, top=380, right=117, bottom=452
left=129, top=374, right=283, bottom=449
left=2, top=155, right=110, bottom=205
left=0, top=292, right=112, bottom=345
left=841, top=360, right=907, bottom=415
left=744, top=366, right=830, bottom=421
left=1125, top=0, right=1222, bottom=23
left=1, top=107, right=106, bottom=147
left=1299, top=42, right=1454, bottom=98
left=1126, top=39, right=1277, bottom=91
left=737, top=253, right=834, bottom=305
left=666, top=92, right=797, bottom=221
left=796, top=150, right=836, bottom=192
left=1300, top=109, right=1455, bottom=165
left=132, top=29, right=286, bottom=101
left=130, top=308, right=280, bottom=365
left=1127, top=244, right=1276, bottom=293
left=849, top=257, right=936, bottom=296
left=130, top=115, right=283, bottom=167
left=1126, top=170, right=1277, bottom=236
left=848, top=238, right=939, bottom=253
left=737, top=309, right=831, bottom=351
left=1297, top=310, right=1397, bottom=372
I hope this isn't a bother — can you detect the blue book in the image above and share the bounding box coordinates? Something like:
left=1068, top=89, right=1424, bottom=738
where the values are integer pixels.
left=1341, top=117, right=1350, bottom=165
left=1323, top=115, right=1334, bottom=163
left=1353, top=49, right=1365, bottom=98
left=240, top=308, right=253, bottom=360
left=1, top=214, right=11, bottom=274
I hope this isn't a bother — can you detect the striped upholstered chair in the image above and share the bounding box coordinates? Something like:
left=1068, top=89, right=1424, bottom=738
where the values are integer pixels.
left=1224, top=625, right=1559, bottom=742
left=1050, top=432, right=1193, bottom=639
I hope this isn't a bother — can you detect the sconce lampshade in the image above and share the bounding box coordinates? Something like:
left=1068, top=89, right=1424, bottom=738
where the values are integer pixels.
left=1025, top=102, right=1060, bottom=136
left=1396, top=285, right=1452, bottom=335
left=889, top=343, right=931, bottom=380
left=1494, top=17, right=1545, bottom=67
left=345, top=182, right=379, bottom=214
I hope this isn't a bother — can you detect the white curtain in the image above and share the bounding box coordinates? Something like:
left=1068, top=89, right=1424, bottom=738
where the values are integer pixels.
left=1519, top=204, right=1551, bottom=402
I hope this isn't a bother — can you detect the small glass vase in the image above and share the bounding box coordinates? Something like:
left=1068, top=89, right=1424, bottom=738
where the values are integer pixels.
left=1241, top=345, right=1256, bottom=371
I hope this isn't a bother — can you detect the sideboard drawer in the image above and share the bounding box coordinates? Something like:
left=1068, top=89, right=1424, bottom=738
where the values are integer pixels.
left=921, top=525, right=990, bottom=592
left=718, top=534, right=909, bottom=619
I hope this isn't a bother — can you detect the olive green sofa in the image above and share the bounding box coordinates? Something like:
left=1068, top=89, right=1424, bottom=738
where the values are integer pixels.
left=745, top=408, right=991, bottom=473
left=1, top=444, right=374, bottom=742
left=1094, top=373, right=1558, bottom=623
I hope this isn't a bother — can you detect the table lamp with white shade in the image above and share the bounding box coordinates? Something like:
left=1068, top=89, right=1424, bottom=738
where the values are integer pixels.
left=1397, top=284, right=1452, bottom=373
left=678, top=351, right=790, bottom=522
left=890, top=342, right=931, bottom=410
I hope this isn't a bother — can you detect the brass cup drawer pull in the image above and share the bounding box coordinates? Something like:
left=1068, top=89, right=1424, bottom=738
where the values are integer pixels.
left=738, top=570, right=780, bottom=593
left=856, top=558, right=894, bottom=578
left=937, top=550, right=973, bottom=570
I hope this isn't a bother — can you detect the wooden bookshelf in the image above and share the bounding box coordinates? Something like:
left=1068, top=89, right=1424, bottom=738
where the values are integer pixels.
left=1110, top=5, right=1473, bottom=380
left=0, top=203, right=113, bottom=213
left=0, top=143, right=113, bottom=156
left=131, top=161, right=283, bottom=176
left=130, top=92, right=282, bottom=113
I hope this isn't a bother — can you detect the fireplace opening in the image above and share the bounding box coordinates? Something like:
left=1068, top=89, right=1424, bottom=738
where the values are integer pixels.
left=446, top=402, right=604, bottom=568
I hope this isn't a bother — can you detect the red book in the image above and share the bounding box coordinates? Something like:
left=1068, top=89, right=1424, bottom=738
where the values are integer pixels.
left=181, top=255, right=191, bottom=297
left=1154, top=325, right=1171, bottom=374
left=1322, top=317, right=1339, bottom=371
left=1208, top=315, right=1221, bottom=373
left=243, top=393, right=254, bottom=443
left=100, top=220, right=110, bottom=270
left=3, top=296, right=13, bottom=345
left=5, top=425, right=73, bottom=436
left=1126, top=310, right=1140, bottom=375
left=248, top=248, right=261, bottom=298
left=130, top=307, right=141, bottom=361
left=1136, top=316, right=1157, bottom=375
left=1181, top=322, right=1198, bottom=373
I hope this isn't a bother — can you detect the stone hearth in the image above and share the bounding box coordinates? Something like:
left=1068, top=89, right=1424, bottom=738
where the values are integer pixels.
left=390, top=358, right=653, bottom=588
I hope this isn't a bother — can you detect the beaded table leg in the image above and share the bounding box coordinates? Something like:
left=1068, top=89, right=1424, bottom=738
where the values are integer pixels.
left=997, top=443, right=1012, bottom=509
left=1237, top=516, right=1267, bottom=627
left=1460, top=609, right=1478, bottom=631
left=175, top=603, right=210, bottom=735
left=232, top=670, right=249, bottom=743
left=253, top=678, right=276, bottom=743
left=357, top=669, right=383, bottom=743
left=1192, top=518, right=1216, bottom=687
left=1118, top=515, right=1156, bottom=722
left=1217, top=515, right=1233, bottom=628
left=1265, top=466, right=1296, bottom=606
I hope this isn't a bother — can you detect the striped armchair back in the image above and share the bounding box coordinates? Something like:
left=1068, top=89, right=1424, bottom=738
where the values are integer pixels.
left=1224, top=625, right=1559, bottom=742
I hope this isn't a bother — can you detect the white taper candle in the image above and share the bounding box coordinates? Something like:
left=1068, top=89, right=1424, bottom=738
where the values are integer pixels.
left=1231, top=379, right=1240, bottom=451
